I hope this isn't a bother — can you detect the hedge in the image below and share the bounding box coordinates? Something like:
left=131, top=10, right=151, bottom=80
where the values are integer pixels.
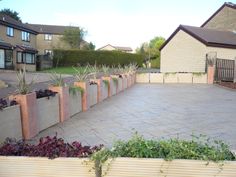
left=53, top=49, right=144, bottom=67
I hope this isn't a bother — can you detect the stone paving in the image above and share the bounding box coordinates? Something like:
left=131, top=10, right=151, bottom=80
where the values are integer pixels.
left=36, top=84, right=236, bottom=149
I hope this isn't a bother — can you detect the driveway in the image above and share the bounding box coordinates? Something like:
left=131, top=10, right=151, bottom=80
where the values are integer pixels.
left=36, top=84, right=236, bottom=150
left=0, top=71, right=73, bottom=98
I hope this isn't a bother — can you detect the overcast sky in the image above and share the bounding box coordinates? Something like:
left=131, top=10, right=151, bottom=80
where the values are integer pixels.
left=1, top=0, right=235, bottom=50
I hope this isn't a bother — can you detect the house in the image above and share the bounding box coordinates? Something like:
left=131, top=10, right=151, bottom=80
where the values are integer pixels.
left=160, top=2, right=236, bottom=73
left=0, top=13, right=38, bottom=71
left=97, top=44, right=133, bottom=53
left=29, top=24, right=87, bottom=56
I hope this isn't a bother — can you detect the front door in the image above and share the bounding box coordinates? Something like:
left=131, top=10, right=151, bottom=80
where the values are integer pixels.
left=0, top=49, right=4, bottom=69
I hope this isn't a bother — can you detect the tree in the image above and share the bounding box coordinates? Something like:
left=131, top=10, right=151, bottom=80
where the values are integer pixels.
left=0, top=8, right=21, bottom=21
left=61, top=27, right=86, bottom=49
left=136, top=36, right=165, bottom=68
left=81, top=41, right=96, bottom=50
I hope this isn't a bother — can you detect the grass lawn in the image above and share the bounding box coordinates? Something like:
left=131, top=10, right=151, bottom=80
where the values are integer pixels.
left=40, top=67, right=84, bottom=75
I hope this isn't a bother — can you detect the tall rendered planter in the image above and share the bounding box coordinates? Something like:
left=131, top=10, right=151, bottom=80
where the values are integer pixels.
left=0, top=105, right=22, bottom=142
left=74, top=81, right=89, bottom=112
left=111, top=75, right=119, bottom=95
left=90, top=79, right=103, bottom=103
left=102, top=77, right=113, bottom=97
left=36, top=94, right=60, bottom=132
left=9, top=92, right=38, bottom=140
left=49, top=86, right=70, bottom=122
left=88, top=84, right=98, bottom=107
left=69, top=91, right=82, bottom=116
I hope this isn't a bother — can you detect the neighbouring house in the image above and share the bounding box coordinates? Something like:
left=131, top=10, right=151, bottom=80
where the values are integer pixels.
left=160, top=2, right=236, bottom=73
left=29, top=24, right=87, bottom=56
left=0, top=13, right=38, bottom=71
left=97, top=44, right=133, bottom=53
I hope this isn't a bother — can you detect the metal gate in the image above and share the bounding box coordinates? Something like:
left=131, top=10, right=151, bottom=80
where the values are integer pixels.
left=215, top=58, right=235, bottom=82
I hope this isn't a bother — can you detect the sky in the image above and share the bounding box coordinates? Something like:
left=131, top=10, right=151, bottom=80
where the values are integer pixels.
left=1, top=0, right=236, bottom=50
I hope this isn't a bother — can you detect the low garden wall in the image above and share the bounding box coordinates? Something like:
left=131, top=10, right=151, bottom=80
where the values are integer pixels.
left=136, top=73, right=208, bottom=84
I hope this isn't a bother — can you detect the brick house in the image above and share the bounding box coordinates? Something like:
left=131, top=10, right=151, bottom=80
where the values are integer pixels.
left=160, top=2, right=236, bottom=73
left=0, top=13, right=38, bottom=71
left=29, top=24, right=87, bottom=56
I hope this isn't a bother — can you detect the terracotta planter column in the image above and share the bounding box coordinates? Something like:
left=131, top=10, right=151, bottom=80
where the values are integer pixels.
left=207, top=65, right=215, bottom=84
left=102, top=76, right=113, bottom=97
left=49, top=86, right=70, bottom=122
left=9, top=92, right=38, bottom=140
left=74, top=82, right=89, bottom=111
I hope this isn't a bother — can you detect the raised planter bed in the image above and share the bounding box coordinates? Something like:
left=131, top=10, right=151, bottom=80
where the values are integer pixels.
left=177, top=73, right=193, bottom=83
left=36, top=94, right=60, bottom=132
left=102, top=80, right=109, bottom=100
left=193, top=74, right=207, bottom=84
left=117, top=77, right=123, bottom=93
left=9, top=92, right=38, bottom=140
left=88, top=84, right=98, bottom=107
left=49, top=86, right=70, bottom=122
left=122, top=77, right=128, bottom=89
left=150, top=73, right=164, bottom=83
left=164, top=73, right=178, bottom=83
left=102, top=158, right=236, bottom=177
left=0, top=156, right=94, bottom=177
left=136, top=73, right=150, bottom=83
left=0, top=105, right=22, bottom=143
left=69, top=91, right=82, bottom=116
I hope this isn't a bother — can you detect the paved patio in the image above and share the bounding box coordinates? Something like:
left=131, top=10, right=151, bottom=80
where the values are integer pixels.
left=36, top=84, right=236, bottom=150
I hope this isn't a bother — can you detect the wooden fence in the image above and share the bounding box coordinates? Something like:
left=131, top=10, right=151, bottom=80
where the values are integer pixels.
left=215, top=58, right=235, bottom=82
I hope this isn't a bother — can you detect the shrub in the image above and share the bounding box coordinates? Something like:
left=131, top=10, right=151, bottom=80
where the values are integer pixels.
left=105, top=133, right=236, bottom=162
left=53, top=49, right=144, bottom=67
left=0, top=136, right=103, bottom=159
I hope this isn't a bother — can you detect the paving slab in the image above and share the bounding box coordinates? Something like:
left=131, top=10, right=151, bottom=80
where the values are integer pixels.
left=35, top=84, right=236, bottom=150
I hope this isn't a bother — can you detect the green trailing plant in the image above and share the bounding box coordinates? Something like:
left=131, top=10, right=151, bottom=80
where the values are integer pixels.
left=193, top=72, right=205, bottom=76
left=112, top=77, right=118, bottom=86
left=69, top=85, right=84, bottom=96
left=164, top=72, right=177, bottom=77
left=49, top=72, right=66, bottom=87
left=103, top=80, right=109, bottom=87
left=16, top=66, right=34, bottom=94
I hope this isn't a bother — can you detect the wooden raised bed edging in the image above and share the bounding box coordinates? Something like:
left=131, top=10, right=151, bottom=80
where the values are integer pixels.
left=36, top=94, right=60, bottom=132
left=102, top=158, right=236, bottom=177
left=49, top=86, right=70, bottom=122
left=9, top=92, right=38, bottom=140
left=0, top=156, right=95, bottom=177
left=0, top=156, right=235, bottom=177
left=0, top=105, right=22, bottom=143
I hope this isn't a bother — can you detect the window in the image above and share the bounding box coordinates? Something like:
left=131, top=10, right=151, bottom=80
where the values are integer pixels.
left=44, top=34, right=52, bottom=41
left=24, top=53, right=35, bottom=64
left=6, top=27, right=14, bottom=37
left=45, top=49, right=53, bottom=56
left=17, top=52, right=23, bottom=63
left=5, top=50, right=13, bottom=69
left=17, top=52, right=35, bottom=64
left=22, top=31, right=30, bottom=42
